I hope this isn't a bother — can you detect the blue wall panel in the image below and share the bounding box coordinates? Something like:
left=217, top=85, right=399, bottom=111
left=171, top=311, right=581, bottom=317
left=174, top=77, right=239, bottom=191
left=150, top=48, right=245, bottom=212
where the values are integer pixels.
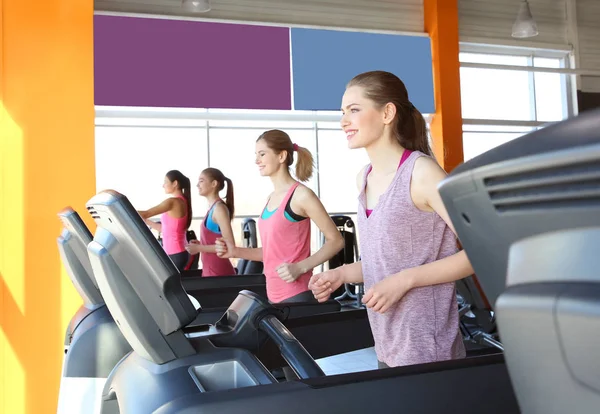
left=291, top=28, right=435, bottom=113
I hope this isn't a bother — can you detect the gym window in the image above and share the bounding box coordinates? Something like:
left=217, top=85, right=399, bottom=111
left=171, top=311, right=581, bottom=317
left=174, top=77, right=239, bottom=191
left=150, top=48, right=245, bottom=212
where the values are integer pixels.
left=459, top=45, right=575, bottom=161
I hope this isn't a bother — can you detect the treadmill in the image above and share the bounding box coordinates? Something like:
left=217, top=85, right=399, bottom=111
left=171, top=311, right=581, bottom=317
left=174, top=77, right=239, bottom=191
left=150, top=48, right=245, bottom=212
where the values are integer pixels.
left=438, top=108, right=600, bottom=414
left=57, top=208, right=132, bottom=378
left=57, top=208, right=372, bottom=378
left=86, top=108, right=600, bottom=414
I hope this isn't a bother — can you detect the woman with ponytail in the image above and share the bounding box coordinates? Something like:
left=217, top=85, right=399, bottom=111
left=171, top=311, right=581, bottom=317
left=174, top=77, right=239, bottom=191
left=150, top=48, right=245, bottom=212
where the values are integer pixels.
left=185, top=168, right=236, bottom=277
left=215, top=130, right=344, bottom=303
left=138, top=170, right=193, bottom=271
left=309, top=71, right=474, bottom=369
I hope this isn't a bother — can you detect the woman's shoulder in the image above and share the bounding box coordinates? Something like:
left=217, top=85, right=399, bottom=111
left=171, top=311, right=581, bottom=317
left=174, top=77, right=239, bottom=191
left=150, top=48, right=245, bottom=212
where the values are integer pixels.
left=212, top=201, right=229, bottom=217
left=411, top=153, right=447, bottom=201
left=171, top=195, right=188, bottom=208
left=412, top=153, right=445, bottom=180
left=291, top=182, right=317, bottom=201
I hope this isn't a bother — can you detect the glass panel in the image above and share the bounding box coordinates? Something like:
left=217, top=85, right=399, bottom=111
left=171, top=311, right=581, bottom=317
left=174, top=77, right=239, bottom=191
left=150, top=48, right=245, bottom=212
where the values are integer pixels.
left=316, top=110, right=344, bottom=117
left=463, top=124, right=534, bottom=133
left=317, top=129, right=370, bottom=213
left=318, top=121, right=343, bottom=130
left=533, top=57, right=561, bottom=68
left=534, top=72, right=566, bottom=122
left=208, top=128, right=317, bottom=216
left=462, top=131, right=526, bottom=161
left=460, top=67, right=533, bottom=121
left=95, top=126, right=208, bottom=215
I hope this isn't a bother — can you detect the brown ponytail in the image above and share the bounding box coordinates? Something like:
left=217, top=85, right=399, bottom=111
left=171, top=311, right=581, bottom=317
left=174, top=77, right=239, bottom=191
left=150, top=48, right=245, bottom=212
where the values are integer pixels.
left=293, top=144, right=314, bottom=182
left=223, top=177, right=235, bottom=220
left=257, top=129, right=314, bottom=182
left=347, top=70, right=433, bottom=157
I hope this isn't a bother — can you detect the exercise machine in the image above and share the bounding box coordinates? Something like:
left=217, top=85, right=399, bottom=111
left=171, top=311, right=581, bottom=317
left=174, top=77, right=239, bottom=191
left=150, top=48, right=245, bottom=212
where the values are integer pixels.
left=438, top=108, right=600, bottom=413
left=57, top=207, right=132, bottom=377
left=235, top=218, right=264, bottom=275
left=57, top=208, right=133, bottom=413
left=456, top=276, right=503, bottom=352
left=321, top=215, right=364, bottom=307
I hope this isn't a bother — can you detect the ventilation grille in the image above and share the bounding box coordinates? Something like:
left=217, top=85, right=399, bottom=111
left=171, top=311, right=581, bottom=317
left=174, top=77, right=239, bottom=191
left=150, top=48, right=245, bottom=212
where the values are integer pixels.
left=484, top=161, right=600, bottom=213
left=87, top=206, right=100, bottom=220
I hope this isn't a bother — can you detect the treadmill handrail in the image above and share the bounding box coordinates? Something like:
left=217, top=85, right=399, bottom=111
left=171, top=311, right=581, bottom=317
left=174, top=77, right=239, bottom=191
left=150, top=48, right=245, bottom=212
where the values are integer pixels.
left=258, top=314, right=325, bottom=380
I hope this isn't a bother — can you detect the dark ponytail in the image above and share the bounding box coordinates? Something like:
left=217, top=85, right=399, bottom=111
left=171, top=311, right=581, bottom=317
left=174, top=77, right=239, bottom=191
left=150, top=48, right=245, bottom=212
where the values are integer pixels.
left=166, top=170, right=193, bottom=229
left=223, top=177, right=235, bottom=220
left=347, top=70, right=433, bottom=157
left=201, top=168, right=235, bottom=221
left=181, top=176, right=193, bottom=229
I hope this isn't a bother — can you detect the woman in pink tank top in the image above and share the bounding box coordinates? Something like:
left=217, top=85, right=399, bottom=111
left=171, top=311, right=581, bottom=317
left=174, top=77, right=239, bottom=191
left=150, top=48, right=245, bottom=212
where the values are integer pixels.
left=310, top=71, right=475, bottom=368
left=137, top=170, right=193, bottom=272
left=185, top=168, right=236, bottom=277
left=215, top=130, right=344, bottom=303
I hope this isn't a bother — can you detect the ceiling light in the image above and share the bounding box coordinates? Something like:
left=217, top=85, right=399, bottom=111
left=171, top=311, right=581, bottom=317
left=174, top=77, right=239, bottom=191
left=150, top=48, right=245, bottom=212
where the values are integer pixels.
left=182, top=0, right=211, bottom=13
left=512, top=1, right=539, bottom=38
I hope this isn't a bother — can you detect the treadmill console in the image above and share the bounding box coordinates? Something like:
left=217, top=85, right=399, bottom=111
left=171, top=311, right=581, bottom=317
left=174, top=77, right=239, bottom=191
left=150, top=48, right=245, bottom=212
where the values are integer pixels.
left=57, top=207, right=103, bottom=308
left=216, top=290, right=273, bottom=330
left=438, top=108, right=600, bottom=308
left=188, top=290, right=325, bottom=380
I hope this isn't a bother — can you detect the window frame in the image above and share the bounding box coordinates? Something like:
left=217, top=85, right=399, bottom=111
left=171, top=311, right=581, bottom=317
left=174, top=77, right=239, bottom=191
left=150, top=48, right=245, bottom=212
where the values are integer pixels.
left=458, top=43, right=576, bottom=161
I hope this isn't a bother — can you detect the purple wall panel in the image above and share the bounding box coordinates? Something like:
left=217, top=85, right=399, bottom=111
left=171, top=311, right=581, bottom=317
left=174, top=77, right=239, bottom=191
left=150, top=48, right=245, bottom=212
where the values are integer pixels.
left=94, top=15, right=292, bottom=110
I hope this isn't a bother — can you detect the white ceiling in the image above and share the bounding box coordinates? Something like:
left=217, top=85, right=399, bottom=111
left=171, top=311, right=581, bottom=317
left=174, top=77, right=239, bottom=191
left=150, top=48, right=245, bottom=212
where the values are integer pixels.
left=94, top=0, right=425, bottom=33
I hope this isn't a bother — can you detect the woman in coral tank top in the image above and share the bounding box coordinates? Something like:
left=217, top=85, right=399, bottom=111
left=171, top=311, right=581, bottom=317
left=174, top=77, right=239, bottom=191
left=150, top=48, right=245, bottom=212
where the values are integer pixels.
left=215, top=130, right=344, bottom=303
left=137, top=170, right=193, bottom=271
left=185, top=167, right=236, bottom=277
left=309, top=71, right=475, bottom=368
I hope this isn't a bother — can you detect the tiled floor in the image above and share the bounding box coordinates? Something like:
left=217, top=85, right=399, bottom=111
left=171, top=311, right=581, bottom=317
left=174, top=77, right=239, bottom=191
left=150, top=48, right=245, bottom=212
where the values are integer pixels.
left=316, top=347, right=378, bottom=376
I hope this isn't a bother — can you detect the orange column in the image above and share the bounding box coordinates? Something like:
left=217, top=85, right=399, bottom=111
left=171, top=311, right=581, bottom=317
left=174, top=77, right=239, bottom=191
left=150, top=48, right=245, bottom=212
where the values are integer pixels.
left=424, top=0, right=464, bottom=172
left=0, top=1, right=95, bottom=413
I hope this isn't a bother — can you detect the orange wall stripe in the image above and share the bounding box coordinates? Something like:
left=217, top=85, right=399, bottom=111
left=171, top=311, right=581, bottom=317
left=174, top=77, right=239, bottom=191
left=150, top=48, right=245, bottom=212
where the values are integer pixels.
left=1, top=1, right=95, bottom=412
